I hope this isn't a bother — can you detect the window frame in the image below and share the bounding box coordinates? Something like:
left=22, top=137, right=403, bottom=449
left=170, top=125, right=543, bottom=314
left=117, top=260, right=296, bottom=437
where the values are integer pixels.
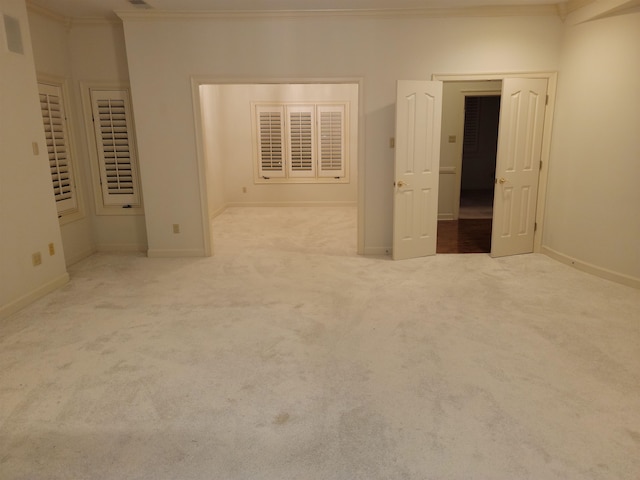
left=37, top=75, right=84, bottom=225
left=252, top=101, right=349, bottom=184
left=80, top=82, right=144, bottom=216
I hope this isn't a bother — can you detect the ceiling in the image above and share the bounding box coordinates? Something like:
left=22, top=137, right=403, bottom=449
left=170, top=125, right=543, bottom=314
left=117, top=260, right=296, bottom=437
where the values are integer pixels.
left=28, top=0, right=570, bottom=20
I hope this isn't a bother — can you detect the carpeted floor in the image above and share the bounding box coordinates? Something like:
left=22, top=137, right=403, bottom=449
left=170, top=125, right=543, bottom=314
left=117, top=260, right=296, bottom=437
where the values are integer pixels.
left=1, top=206, right=639, bottom=479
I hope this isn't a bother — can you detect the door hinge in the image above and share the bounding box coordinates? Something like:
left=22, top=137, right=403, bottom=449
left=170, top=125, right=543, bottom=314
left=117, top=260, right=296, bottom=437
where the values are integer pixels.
left=540, top=160, right=543, bottom=170
left=534, top=222, right=538, bottom=232
left=545, top=95, right=549, bottom=105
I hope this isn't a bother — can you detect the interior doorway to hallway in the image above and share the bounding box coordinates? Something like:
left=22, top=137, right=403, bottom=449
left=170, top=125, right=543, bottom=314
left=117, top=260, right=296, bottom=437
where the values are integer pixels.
left=437, top=93, right=501, bottom=254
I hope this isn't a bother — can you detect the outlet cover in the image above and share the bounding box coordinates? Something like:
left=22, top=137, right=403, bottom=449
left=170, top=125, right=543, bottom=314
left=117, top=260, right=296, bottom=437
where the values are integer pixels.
left=32, top=252, right=42, bottom=266
left=48, top=243, right=55, bottom=255
left=172, top=224, right=180, bottom=234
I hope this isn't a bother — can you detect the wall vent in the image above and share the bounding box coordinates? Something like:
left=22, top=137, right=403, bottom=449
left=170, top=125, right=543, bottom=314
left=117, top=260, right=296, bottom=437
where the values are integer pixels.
left=3, top=14, right=24, bottom=55
left=127, top=0, right=151, bottom=8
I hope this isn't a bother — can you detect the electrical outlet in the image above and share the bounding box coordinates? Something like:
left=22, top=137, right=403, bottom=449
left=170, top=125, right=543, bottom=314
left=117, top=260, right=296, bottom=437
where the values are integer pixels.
left=173, top=224, right=180, bottom=234
left=48, top=243, right=55, bottom=256
left=448, top=135, right=457, bottom=143
left=242, top=187, right=247, bottom=193
left=32, top=142, right=39, bottom=155
left=389, top=137, right=395, bottom=148
left=32, top=252, right=42, bottom=266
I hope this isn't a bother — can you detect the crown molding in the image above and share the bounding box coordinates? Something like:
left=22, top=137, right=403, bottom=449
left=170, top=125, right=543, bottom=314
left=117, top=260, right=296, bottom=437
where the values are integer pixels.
left=116, top=4, right=560, bottom=22
left=564, top=0, right=640, bottom=24
left=26, top=1, right=71, bottom=25
left=26, top=1, right=121, bottom=26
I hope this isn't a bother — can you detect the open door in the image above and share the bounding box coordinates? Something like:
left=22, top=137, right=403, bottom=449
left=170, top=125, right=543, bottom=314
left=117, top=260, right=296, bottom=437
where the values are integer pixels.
left=393, top=80, right=443, bottom=260
left=491, top=78, right=548, bottom=258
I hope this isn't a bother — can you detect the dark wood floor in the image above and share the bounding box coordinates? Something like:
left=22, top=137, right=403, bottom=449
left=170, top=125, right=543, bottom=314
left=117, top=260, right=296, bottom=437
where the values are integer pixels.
left=437, top=219, right=492, bottom=254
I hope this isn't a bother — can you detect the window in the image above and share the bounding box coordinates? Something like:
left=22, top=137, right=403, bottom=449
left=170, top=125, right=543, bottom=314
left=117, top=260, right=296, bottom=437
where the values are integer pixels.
left=253, top=102, right=347, bottom=183
left=38, top=81, right=81, bottom=221
left=82, top=86, right=143, bottom=215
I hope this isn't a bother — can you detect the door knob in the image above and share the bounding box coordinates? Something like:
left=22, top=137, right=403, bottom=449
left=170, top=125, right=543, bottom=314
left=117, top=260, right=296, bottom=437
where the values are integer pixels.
left=397, top=180, right=410, bottom=188
left=497, top=177, right=507, bottom=185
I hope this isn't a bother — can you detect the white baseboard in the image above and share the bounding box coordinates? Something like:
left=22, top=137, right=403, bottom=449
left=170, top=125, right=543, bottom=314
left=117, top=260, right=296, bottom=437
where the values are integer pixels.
left=95, top=244, right=147, bottom=253
left=147, top=249, right=206, bottom=258
left=438, top=213, right=455, bottom=221
left=225, top=201, right=357, bottom=208
left=0, top=273, right=70, bottom=320
left=542, top=246, right=640, bottom=290
left=362, top=246, right=392, bottom=256
left=209, top=204, right=227, bottom=220
left=64, top=247, right=96, bottom=267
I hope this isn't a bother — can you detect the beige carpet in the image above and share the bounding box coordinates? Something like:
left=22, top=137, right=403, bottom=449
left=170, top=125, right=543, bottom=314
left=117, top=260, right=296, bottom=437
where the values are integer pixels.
left=1, top=206, right=639, bottom=479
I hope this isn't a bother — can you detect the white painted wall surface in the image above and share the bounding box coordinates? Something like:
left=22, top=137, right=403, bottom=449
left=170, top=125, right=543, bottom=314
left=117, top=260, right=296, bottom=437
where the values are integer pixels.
left=200, top=83, right=358, bottom=212
left=27, top=11, right=148, bottom=257
left=68, top=22, right=147, bottom=253
left=27, top=8, right=95, bottom=265
left=543, top=10, right=640, bottom=282
left=121, top=13, right=562, bottom=255
left=0, top=0, right=68, bottom=317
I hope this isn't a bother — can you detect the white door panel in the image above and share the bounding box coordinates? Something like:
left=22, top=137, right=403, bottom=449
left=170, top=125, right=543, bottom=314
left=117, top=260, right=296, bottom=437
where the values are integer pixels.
left=393, top=81, right=443, bottom=260
left=491, top=78, right=547, bottom=258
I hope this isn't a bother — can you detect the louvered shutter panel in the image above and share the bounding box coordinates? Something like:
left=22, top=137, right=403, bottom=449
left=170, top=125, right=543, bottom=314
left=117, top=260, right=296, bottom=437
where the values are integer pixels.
left=256, top=105, right=285, bottom=178
left=463, top=96, right=480, bottom=153
left=38, top=82, right=77, bottom=215
left=90, top=89, right=141, bottom=206
left=286, top=105, right=315, bottom=178
left=317, top=105, right=345, bottom=178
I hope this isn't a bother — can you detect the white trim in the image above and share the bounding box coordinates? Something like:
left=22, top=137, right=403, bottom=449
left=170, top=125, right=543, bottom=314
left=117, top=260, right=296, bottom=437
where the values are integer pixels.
left=226, top=201, right=357, bottom=208
left=209, top=205, right=227, bottom=220
left=362, top=246, right=392, bottom=256
left=542, top=246, right=640, bottom=290
left=79, top=81, right=144, bottom=216
left=438, top=213, right=455, bottom=220
left=116, top=5, right=559, bottom=21
left=0, top=273, right=69, bottom=320
left=147, top=248, right=206, bottom=258
left=433, top=72, right=557, bottom=254
left=37, top=74, right=86, bottom=225
left=64, top=247, right=96, bottom=267
left=565, top=0, right=637, bottom=25
left=95, top=243, right=147, bottom=253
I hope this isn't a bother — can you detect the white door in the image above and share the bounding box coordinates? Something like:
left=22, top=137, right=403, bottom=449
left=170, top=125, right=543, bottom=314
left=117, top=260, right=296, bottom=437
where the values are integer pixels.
left=393, top=81, right=443, bottom=260
left=491, top=78, right=548, bottom=258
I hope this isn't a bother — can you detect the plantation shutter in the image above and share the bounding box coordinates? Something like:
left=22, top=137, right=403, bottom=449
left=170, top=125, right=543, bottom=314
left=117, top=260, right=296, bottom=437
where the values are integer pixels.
left=286, top=105, right=315, bottom=178
left=463, top=96, right=480, bottom=153
left=89, top=89, right=141, bottom=207
left=317, top=105, right=346, bottom=178
left=256, top=105, right=285, bottom=178
left=38, top=82, right=77, bottom=215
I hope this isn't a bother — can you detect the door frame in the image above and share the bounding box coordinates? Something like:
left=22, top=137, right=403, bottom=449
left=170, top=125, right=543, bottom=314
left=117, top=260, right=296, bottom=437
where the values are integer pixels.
left=433, top=72, right=557, bottom=253
left=190, top=76, right=365, bottom=257
left=454, top=87, right=501, bottom=221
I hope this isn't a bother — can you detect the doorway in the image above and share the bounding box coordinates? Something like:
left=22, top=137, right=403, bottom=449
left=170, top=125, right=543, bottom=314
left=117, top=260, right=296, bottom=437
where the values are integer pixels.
left=393, top=74, right=555, bottom=260
left=437, top=94, right=500, bottom=253
left=193, top=81, right=362, bottom=256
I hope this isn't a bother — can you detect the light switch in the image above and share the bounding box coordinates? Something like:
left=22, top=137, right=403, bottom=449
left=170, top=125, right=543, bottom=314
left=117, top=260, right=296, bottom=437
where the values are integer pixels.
left=448, top=135, right=457, bottom=143
left=32, top=142, right=39, bottom=155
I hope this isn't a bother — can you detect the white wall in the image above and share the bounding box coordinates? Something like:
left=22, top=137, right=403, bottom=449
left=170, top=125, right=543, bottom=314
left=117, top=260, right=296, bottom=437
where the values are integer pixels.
left=543, top=10, right=640, bottom=284
left=67, top=22, right=148, bottom=253
left=0, top=0, right=68, bottom=318
left=27, top=8, right=95, bottom=265
left=120, top=13, right=562, bottom=255
left=28, top=14, right=148, bottom=256
left=200, top=83, right=358, bottom=214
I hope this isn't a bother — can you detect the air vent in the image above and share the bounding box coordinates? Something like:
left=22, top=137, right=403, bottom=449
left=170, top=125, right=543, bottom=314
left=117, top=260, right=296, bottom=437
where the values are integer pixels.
left=127, top=0, right=151, bottom=8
